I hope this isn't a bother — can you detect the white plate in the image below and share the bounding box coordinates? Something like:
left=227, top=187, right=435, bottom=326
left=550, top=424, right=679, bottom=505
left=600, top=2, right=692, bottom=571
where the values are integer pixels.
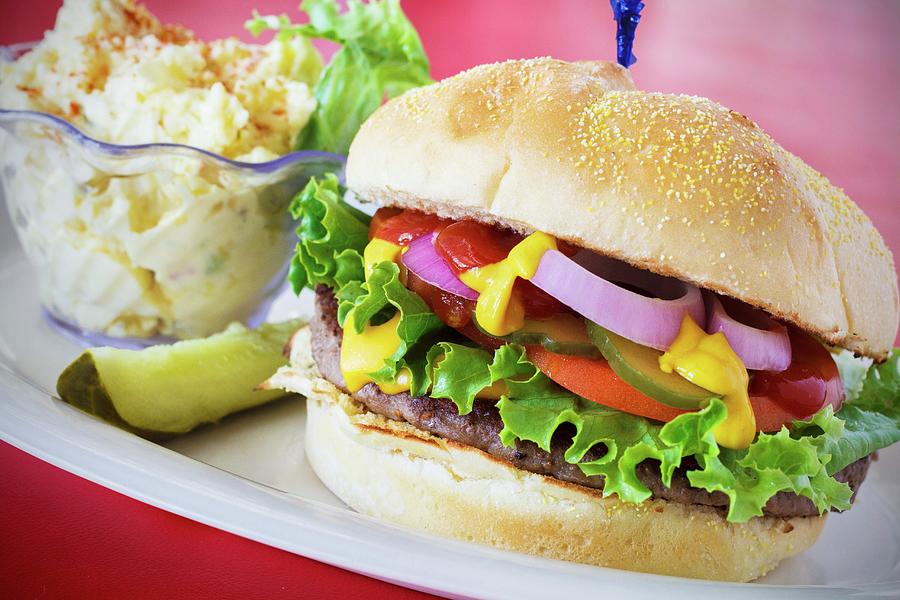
left=1, top=207, right=899, bottom=600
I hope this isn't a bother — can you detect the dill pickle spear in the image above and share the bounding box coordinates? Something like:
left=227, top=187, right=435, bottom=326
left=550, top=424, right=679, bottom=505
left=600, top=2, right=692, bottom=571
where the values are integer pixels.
left=56, top=319, right=304, bottom=439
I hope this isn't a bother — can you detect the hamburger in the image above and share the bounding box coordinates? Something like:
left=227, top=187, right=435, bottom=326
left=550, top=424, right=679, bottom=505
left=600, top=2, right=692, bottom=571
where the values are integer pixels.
left=265, top=58, right=900, bottom=582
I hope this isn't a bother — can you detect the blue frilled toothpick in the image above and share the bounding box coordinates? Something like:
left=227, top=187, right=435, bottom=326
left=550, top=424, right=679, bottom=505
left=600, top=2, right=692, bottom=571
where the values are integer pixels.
left=609, top=0, right=645, bottom=68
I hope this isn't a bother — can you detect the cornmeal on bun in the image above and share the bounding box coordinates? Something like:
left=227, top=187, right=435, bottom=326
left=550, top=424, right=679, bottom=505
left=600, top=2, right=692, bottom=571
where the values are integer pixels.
left=266, top=58, right=900, bottom=581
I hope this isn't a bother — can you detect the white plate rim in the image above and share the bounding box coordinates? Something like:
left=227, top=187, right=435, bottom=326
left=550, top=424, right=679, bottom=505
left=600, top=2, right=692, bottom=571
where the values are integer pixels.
left=2, top=360, right=898, bottom=600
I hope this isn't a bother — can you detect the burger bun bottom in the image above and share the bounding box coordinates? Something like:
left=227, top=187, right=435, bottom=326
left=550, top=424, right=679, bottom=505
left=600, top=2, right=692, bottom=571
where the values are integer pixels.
left=265, top=328, right=825, bottom=582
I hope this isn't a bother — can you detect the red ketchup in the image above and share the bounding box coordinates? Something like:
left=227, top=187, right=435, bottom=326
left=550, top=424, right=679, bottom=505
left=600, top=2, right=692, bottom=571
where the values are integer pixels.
left=370, top=209, right=576, bottom=328
left=749, top=326, right=844, bottom=419
left=434, top=221, right=573, bottom=320
left=370, top=208, right=452, bottom=246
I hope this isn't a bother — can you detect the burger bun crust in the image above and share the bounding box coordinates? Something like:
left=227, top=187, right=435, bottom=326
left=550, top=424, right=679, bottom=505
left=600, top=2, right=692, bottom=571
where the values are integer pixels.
left=347, top=58, right=898, bottom=359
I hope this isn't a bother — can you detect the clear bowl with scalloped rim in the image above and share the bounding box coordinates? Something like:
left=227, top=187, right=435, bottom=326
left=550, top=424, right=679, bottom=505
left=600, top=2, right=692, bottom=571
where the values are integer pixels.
left=0, top=107, right=343, bottom=348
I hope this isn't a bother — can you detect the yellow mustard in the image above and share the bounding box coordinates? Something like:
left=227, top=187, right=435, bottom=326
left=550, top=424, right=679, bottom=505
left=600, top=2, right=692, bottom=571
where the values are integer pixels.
left=340, top=311, right=411, bottom=393
left=363, top=238, right=404, bottom=278
left=459, top=232, right=557, bottom=336
left=659, top=315, right=756, bottom=449
left=340, top=238, right=411, bottom=394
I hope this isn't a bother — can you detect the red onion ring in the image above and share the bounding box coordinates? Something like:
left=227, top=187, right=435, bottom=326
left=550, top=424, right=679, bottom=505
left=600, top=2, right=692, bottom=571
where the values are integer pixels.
left=402, top=232, right=479, bottom=300
left=705, top=292, right=791, bottom=372
left=530, top=250, right=705, bottom=350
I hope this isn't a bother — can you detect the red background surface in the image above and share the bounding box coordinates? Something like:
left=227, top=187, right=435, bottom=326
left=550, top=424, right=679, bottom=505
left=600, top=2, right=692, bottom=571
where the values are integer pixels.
left=1, top=1, right=899, bottom=598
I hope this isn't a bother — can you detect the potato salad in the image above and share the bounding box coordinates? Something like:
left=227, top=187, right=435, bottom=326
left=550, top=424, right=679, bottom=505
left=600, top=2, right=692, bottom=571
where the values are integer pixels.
left=0, top=0, right=321, bottom=338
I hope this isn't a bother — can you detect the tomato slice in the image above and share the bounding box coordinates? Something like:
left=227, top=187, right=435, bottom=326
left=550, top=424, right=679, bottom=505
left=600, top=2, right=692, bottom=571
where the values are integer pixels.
left=526, top=345, right=687, bottom=422
left=434, top=220, right=579, bottom=274
left=370, top=208, right=452, bottom=246
left=749, top=397, right=799, bottom=433
left=749, top=326, right=844, bottom=428
left=435, top=220, right=567, bottom=318
left=368, top=207, right=403, bottom=240
left=406, top=270, right=476, bottom=329
left=527, top=344, right=812, bottom=430
left=514, top=279, right=568, bottom=318
left=527, top=330, right=841, bottom=432
left=435, top=221, right=522, bottom=273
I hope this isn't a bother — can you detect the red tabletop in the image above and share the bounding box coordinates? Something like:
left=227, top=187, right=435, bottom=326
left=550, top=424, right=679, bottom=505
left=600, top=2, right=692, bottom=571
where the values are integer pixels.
left=2, top=1, right=899, bottom=598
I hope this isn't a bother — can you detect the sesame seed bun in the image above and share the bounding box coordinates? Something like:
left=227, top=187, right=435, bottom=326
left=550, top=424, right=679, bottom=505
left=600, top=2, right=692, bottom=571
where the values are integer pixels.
left=346, top=58, right=898, bottom=359
left=265, top=328, right=825, bottom=582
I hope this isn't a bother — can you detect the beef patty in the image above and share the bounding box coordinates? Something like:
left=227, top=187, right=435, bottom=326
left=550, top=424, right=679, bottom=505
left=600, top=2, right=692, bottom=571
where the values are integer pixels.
left=310, top=286, right=871, bottom=518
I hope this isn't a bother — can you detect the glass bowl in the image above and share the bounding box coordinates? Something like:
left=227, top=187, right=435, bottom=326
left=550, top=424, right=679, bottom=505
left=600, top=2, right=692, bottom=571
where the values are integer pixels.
left=0, top=108, right=343, bottom=348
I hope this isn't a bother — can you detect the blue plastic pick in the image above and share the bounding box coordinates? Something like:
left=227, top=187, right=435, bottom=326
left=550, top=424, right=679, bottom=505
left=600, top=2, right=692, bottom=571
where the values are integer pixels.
left=609, top=0, right=645, bottom=68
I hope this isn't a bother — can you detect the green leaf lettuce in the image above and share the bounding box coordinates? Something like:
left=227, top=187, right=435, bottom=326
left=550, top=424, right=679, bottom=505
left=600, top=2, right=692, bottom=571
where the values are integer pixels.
left=247, top=0, right=433, bottom=154
left=287, top=174, right=370, bottom=294
left=432, top=343, right=857, bottom=522
left=342, top=261, right=446, bottom=396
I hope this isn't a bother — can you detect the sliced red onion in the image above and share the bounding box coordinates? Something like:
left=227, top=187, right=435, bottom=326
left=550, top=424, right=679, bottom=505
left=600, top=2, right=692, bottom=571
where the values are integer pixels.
left=402, top=233, right=479, bottom=300
left=530, top=250, right=705, bottom=351
left=705, top=292, right=791, bottom=372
